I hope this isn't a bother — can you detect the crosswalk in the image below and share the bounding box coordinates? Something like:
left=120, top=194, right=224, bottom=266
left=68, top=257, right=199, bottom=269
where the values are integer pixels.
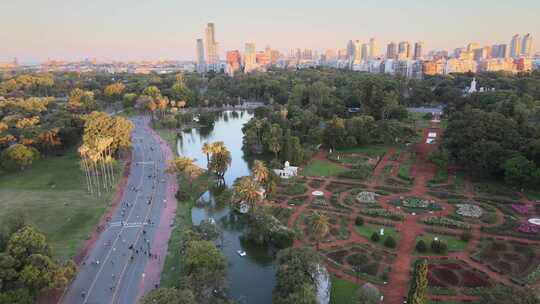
left=108, top=221, right=145, bottom=228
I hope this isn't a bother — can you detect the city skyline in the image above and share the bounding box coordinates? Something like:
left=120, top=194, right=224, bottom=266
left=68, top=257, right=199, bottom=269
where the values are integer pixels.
left=1, top=0, right=540, bottom=63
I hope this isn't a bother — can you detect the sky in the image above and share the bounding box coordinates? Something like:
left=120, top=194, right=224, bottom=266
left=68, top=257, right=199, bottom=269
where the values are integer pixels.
left=1, top=0, right=539, bottom=63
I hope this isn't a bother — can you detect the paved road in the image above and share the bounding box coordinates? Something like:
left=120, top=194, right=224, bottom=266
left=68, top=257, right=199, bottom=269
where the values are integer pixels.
left=61, top=116, right=170, bottom=304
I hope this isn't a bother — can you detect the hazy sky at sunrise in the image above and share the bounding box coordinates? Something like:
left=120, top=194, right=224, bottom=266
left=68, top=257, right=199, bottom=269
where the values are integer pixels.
left=1, top=0, right=539, bottom=63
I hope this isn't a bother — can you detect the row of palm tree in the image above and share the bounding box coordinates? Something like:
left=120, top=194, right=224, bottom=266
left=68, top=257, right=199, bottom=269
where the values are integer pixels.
left=78, top=136, right=116, bottom=196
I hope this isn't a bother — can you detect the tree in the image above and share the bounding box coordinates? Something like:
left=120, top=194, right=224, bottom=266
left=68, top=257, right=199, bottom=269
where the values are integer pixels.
left=208, top=142, right=231, bottom=179
left=356, top=283, right=381, bottom=304
left=140, top=288, right=195, bottom=304
left=267, top=124, right=283, bottom=159
left=384, top=236, right=396, bottom=248
left=252, top=160, right=269, bottom=186
left=309, top=211, right=330, bottom=250
left=104, top=82, right=125, bottom=101
left=233, top=176, right=261, bottom=210
left=7, top=226, right=50, bottom=263
left=274, top=283, right=317, bottom=304
left=502, top=154, right=537, bottom=188
left=122, top=93, right=137, bottom=108
left=166, top=157, right=204, bottom=192
left=201, top=142, right=212, bottom=167
left=1, top=144, right=39, bottom=170
left=324, top=116, right=346, bottom=150
left=407, top=259, right=428, bottom=304
left=370, top=232, right=380, bottom=242
left=477, top=284, right=539, bottom=304
left=273, top=247, right=321, bottom=303
left=415, top=240, right=427, bottom=253
left=142, top=85, right=161, bottom=100
left=182, top=240, right=226, bottom=299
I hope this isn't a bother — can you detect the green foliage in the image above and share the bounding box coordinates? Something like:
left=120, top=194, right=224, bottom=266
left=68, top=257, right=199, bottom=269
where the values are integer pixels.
left=461, top=231, right=472, bottom=242
left=416, top=240, right=427, bottom=253
left=273, top=247, right=321, bottom=304
left=0, top=226, right=76, bottom=302
left=370, top=232, right=380, bottom=242
left=430, top=240, right=448, bottom=254
left=355, top=216, right=364, bottom=226
left=140, top=288, right=196, bottom=304
left=383, top=236, right=396, bottom=248
left=1, top=144, right=40, bottom=170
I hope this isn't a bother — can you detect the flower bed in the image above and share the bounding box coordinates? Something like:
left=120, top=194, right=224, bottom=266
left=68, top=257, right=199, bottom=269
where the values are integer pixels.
left=517, top=222, right=539, bottom=234
left=512, top=204, right=531, bottom=215
left=403, top=197, right=430, bottom=208
left=361, top=208, right=405, bottom=221
left=422, top=216, right=471, bottom=229
left=456, top=203, right=483, bottom=218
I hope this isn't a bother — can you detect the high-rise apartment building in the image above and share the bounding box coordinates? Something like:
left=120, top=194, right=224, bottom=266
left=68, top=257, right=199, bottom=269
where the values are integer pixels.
left=398, top=41, right=410, bottom=59
left=369, top=38, right=378, bottom=59
left=347, top=40, right=355, bottom=60
left=522, top=33, right=534, bottom=57
left=414, top=42, right=424, bottom=60
left=361, top=43, right=369, bottom=62
left=226, top=50, right=241, bottom=76
left=205, top=23, right=219, bottom=68
left=244, top=43, right=257, bottom=73
left=353, top=40, right=362, bottom=64
left=491, top=44, right=508, bottom=58
left=195, top=39, right=206, bottom=73
left=387, top=42, right=397, bottom=59
left=510, top=34, right=522, bottom=58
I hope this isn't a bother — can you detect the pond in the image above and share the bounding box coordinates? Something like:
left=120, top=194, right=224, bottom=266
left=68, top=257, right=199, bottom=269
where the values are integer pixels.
left=176, top=110, right=276, bottom=304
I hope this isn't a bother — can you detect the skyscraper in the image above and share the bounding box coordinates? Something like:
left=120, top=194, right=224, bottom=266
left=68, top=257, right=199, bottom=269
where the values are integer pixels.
left=387, top=42, right=397, bottom=59
left=195, top=39, right=206, bottom=73
left=413, top=42, right=424, bottom=60
left=522, top=33, right=534, bottom=57
left=205, top=23, right=219, bottom=68
left=353, top=40, right=362, bottom=64
left=510, top=34, right=521, bottom=58
left=346, top=40, right=355, bottom=60
left=491, top=44, right=508, bottom=58
left=244, top=43, right=257, bottom=73
left=369, top=38, right=379, bottom=59
left=361, top=43, right=369, bottom=62
left=398, top=41, right=410, bottom=59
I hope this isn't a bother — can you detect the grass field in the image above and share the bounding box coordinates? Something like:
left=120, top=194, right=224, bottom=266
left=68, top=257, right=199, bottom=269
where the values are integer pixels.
left=336, top=145, right=390, bottom=157
left=416, top=232, right=467, bottom=253
left=356, top=224, right=401, bottom=246
left=155, top=127, right=178, bottom=155
left=0, top=149, right=122, bottom=261
left=330, top=277, right=359, bottom=304
left=302, top=159, right=349, bottom=177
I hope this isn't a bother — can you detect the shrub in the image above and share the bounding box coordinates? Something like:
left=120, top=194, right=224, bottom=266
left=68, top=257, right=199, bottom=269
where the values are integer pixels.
left=370, top=232, right=380, bottom=242
left=431, top=240, right=448, bottom=254
left=416, top=240, right=427, bottom=253
left=384, top=236, right=397, bottom=248
left=461, top=231, right=472, bottom=242
left=355, top=216, right=364, bottom=226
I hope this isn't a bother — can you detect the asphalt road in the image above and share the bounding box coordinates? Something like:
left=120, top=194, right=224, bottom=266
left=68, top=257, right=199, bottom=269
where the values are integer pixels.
left=61, top=116, right=169, bottom=304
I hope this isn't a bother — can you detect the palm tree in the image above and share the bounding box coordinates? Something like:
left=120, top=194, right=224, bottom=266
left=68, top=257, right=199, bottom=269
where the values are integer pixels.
left=201, top=142, right=212, bottom=167
left=310, top=212, right=330, bottom=250
left=208, top=142, right=231, bottom=179
left=252, top=160, right=269, bottom=186
left=234, top=176, right=261, bottom=211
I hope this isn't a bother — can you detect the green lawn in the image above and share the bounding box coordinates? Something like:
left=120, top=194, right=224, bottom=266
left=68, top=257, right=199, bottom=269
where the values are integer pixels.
left=0, top=149, right=122, bottom=260
left=416, top=232, right=467, bottom=253
left=397, top=152, right=415, bottom=182
left=356, top=224, right=400, bottom=245
left=302, top=159, right=348, bottom=177
left=336, top=145, right=390, bottom=157
left=330, top=277, right=359, bottom=304
left=155, top=127, right=178, bottom=155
